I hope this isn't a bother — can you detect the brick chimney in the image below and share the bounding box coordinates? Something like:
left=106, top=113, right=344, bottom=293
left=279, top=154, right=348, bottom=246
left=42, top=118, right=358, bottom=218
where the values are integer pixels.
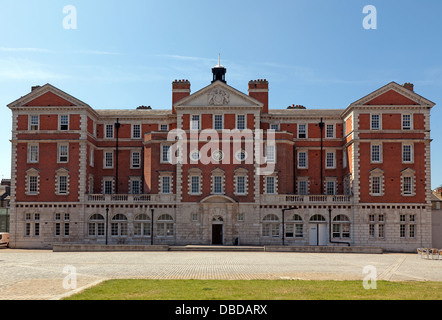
left=172, top=79, right=191, bottom=114
left=248, top=79, right=269, bottom=113
left=403, top=83, right=414, bottom=92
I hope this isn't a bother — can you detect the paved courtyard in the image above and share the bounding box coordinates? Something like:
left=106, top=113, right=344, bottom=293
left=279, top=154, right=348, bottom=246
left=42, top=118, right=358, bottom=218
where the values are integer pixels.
left=0, top=248, right=441, bottom=300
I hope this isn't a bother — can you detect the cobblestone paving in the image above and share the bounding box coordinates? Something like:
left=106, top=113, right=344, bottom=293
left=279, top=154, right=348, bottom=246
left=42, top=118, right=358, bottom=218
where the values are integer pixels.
left=0, top=249, right=441, bottom=300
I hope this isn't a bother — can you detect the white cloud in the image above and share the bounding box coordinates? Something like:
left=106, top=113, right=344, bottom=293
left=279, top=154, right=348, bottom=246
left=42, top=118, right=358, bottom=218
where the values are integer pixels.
left=0, top=58, right=69, bottom=80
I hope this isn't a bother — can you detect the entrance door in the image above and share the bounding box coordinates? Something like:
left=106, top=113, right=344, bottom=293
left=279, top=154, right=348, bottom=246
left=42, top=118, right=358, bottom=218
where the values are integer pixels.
left=309, top=224, right=327, bottom=246
left=212, top=224, right=223, bottom=245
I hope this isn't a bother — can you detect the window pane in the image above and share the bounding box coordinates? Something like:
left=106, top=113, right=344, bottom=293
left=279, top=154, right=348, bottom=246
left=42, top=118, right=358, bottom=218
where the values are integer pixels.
left=298, top=124, right=306, bottom=138
left=298, top=152, right=307, bottom=168
left=133, top=124, right=141, bottom=138
left=266, top=176, right=275, bottom=194
left=214, top=115, right=223, bottom=130
left=237, top=176, right=245, bottom=194
left=237, top=115, right=245, bottom=130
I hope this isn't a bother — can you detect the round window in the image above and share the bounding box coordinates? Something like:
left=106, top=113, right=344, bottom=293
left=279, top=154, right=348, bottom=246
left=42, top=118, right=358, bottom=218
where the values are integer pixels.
left=212, top=150, right=224, bottom=162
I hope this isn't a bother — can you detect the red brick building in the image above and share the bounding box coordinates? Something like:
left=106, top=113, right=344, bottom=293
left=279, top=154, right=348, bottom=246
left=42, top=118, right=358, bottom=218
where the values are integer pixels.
left=7, top=64, right=435, bottom=251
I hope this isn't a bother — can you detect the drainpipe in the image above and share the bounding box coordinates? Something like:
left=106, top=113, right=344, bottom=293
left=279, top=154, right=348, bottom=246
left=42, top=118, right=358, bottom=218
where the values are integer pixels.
left=319, top=118, right=324, bottom=195
left=151, top=208, right=154, bottom=245
left=293, top=144, right=297, bottom=194
left=115, top=118, right=120, bottom=194
left=328, top=207, right=350, bottom=246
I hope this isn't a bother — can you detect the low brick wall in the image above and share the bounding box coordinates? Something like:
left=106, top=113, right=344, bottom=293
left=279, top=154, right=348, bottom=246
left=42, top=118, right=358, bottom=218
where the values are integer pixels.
left=265, top=246, right=383, bottom=254
left=53, top=244, right=169, bottom=252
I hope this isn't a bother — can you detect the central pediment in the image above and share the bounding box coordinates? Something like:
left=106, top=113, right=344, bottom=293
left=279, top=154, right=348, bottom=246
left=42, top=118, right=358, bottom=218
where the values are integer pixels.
left=174, top=81, right=263, bottom=109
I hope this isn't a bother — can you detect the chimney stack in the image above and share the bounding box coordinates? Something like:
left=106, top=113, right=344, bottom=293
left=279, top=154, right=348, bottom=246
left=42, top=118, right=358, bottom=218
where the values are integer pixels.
left=248, top=79, right=269, bottom=113
left=172, top=79, right=191, bottom=114
left=403, top=83, right=414, bottom=92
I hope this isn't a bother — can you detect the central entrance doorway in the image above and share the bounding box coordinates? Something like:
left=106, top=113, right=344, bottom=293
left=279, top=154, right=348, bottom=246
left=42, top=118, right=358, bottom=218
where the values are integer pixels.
left=211, top=215, right=224, bottom=245
left=212, top=224, right=223, bottom=245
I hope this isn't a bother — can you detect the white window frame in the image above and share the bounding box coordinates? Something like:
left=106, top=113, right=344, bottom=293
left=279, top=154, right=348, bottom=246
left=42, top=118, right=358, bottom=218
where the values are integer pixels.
left=130, top=178, right=141, bottom=194
left=190, top=175, right=201, bottom=195
left=326, top=124, right=335, bottom=138
left=161, top=176, right=171, bottom=194
left=89, top=148, right=94, bottom=167
left=371, top=176, right=381, bottom=195
left=325, top=151, right=336, bottom=169
left=213, top=175, right=223, bottom=194
left=298, top=151, right=308, bottom=169
left=236, top=114, right=246, bottom=130
left=213, top=114, right=224, bottom=130
left=325, top=180, right=336, bottom=195
left=403, top=176, right=413, bottom=195
left=270, top=123, right=279, bottom=131
left=103, top=178, right=114, bottom=194
left=57, top=175, right=68, bottom=195
left=160, top=124, right=169, bottom=131
left=28, top=144, right=39, bottom=163
left=132, top=124, right=141, bottom=139
left=298, top=124, right=307, bottom=139
left=131, top=151, right=141, bottom=169
left=58, top=143, right=69, bottom=163
left=298, top=180, right=308, bottom=195
left=103, top=151, right=114, bottom=169
left=370, top=114, right=381, bottom=130
left=190, top=114, right=201, bottom=131
left=265, top=176, right=276, bottom=194
left=29, top=115, right=39, bottom=131
left=370, top=144, right=382, bottom=163
left=105, top=124, right=114, bottom=139
left=402, top=114, right=413, bottom=130
left=236, top=175, right=246, bottom=195
left=28, top=175, right=39, bottom=195
left=161, top=145, right=171, bottom=163
left=402, top=144, right=414, bottom=163
left=266, top=144, right=276, bottom=163
left=59, top=115, right=69, bottom=131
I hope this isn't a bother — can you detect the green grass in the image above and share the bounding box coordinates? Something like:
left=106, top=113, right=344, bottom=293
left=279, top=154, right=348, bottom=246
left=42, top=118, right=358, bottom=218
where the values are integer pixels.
left=64, top=279, right=442, bottom=300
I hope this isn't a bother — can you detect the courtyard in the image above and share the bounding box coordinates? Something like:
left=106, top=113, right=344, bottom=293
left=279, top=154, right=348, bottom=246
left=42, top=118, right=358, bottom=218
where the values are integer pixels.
left=0, top=248, right=441, bottom=300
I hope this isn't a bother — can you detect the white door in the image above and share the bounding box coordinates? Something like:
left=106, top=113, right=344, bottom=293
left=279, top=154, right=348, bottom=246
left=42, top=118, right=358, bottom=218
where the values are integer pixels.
left=309, top=224, right=327, bottom=246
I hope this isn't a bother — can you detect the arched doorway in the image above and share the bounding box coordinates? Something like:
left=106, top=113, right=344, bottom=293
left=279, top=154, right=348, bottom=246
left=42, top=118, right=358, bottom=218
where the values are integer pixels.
left=309, top=214, right=327, bottom=246
left=199, top=195, right=237, bottom=246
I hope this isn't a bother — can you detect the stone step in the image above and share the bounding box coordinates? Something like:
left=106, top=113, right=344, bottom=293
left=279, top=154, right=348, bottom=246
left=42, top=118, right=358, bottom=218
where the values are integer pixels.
left=169, top=245, right=265, bottom=252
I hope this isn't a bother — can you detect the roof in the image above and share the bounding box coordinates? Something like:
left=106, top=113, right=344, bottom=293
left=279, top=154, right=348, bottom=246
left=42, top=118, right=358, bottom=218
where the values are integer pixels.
left=94, top=109, right=172, bottom=117
left=268, top=109, right=343, bottom=117
left=431, top=193, right=442, bottom=202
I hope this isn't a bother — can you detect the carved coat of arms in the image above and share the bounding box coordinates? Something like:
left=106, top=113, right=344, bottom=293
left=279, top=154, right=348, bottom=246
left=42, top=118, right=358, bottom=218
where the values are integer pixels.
left=208, top=88, right=229, bottom=106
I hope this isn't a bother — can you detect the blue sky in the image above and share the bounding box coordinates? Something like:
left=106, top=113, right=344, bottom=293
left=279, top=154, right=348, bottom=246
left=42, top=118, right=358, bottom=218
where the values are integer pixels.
left=0, top=0, right=441, bottom=188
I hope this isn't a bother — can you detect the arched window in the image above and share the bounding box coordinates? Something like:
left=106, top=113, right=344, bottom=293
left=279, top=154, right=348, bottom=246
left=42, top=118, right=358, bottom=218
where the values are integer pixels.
left=332, top=215, right=350, bottom=238
left=286, top=214, right=303, bottom=238
left=111, top=214, right=128, bottom=236
left=262, top=214, right=280, bottom=238
left=157, top=214, right=174, bottom=237
left=88, top=214, right=105, bottom=237
left=310, top=214, right=326, bottom=222
left=134, top=214, right=151, bottom=237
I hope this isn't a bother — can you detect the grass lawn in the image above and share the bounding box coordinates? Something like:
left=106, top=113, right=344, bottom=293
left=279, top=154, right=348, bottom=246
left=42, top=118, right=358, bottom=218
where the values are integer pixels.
left=64, top=279, right=442, bottom=300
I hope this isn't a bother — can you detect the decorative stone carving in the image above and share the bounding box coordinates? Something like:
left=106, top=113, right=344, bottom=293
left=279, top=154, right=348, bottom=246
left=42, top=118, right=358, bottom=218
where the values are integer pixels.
left=208, top=88, right=229, bottom=105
